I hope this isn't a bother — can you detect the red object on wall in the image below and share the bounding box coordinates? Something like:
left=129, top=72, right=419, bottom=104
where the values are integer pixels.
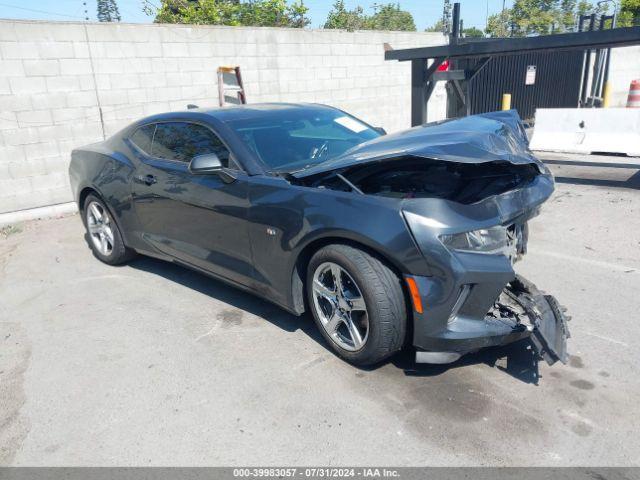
left=437, top=60, right=449, bottom=71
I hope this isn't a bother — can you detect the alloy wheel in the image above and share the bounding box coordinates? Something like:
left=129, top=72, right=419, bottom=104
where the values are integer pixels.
left=86, top=201, right=114, bottom=256
left=311, top=262, right=369, bottom=352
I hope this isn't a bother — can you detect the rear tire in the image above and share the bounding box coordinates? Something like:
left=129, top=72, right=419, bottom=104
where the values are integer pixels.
left=306, top=244, right=406, bottom=366
left=83, top=194, right=135, bottom=265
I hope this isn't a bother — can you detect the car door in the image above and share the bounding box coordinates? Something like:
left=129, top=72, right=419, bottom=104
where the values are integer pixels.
left=130, top=121, right=254, bottom=287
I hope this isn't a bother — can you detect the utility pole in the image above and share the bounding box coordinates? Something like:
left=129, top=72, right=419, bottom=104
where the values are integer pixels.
left=443, top=0, right=452, bottom=35
left=486, top=0, right=489, bottom=33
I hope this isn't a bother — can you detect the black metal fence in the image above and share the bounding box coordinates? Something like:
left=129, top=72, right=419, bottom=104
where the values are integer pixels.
left=448, top=50, right=584, bottom=122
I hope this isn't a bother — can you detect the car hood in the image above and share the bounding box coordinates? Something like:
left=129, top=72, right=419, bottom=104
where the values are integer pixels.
left=292, top=110, right=540, bottom=179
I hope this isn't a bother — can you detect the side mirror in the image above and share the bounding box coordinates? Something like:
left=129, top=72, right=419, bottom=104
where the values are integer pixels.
left=189, top=153, right=222, bottom=174
left=373, top=127, right=387, bottom=135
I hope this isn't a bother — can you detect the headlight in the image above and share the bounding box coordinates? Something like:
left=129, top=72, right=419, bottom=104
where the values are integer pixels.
left=439, top=226, right=509, bottom=254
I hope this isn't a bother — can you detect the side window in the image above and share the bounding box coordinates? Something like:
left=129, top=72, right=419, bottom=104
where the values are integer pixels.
left=129, top=124, right=155, bottom=155
left=151, top=122, right=231, bottom=167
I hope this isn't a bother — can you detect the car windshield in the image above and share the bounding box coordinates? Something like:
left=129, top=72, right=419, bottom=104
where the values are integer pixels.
left=224, top=108, right=381, bottom=172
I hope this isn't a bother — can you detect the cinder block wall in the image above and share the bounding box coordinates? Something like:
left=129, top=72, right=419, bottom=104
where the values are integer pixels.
left=0, top=20, right=447, bottom=215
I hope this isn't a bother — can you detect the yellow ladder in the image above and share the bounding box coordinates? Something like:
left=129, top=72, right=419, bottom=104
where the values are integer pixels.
left=217, top=66, right=246, bottom=107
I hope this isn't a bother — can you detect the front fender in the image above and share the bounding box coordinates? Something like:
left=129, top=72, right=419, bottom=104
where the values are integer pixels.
left=290, top=225, right=423, bottom=278
left=247, top=176, right=430, bottom=312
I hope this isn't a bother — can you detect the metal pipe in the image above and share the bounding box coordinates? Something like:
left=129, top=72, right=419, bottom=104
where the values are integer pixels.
left=600, top=2, right=618, bottom=104
left=579, top=14, right=596, bottom=106
left=385, top=26, right=640, bottom=62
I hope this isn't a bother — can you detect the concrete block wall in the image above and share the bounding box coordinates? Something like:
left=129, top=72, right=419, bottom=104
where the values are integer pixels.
left=0, top=20, right=448, bottom=215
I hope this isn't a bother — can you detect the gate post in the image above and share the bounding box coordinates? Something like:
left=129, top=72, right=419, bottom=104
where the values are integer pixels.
left=411, top=59, right=427, bottom=127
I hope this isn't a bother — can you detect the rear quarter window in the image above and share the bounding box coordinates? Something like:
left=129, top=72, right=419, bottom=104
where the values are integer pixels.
left=129, top=125, right=155, bottom=155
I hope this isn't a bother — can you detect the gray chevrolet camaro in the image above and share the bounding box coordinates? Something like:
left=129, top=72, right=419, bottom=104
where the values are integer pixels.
left=69, top=103, right=569, bottom=367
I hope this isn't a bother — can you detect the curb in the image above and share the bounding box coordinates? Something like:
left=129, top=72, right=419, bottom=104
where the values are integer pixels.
left=0, top=202, right=78, bottom=227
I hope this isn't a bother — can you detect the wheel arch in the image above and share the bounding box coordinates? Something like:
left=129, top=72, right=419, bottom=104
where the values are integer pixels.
left=290, top=235, right=409, bottom=315
left=77, top=186, right=131, bottom=247
left=78, top=186, right=99, bottom=215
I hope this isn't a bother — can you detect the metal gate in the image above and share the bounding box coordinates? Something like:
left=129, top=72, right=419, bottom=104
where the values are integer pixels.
left=448, top=50, right=584, bottom=121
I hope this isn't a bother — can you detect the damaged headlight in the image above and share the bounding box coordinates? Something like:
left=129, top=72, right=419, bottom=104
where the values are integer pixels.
left=439, top=226, right=509, bottom=254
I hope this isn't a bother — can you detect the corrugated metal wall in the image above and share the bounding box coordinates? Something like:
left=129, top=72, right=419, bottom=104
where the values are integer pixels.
left=448, top=50, right=584, bottom=122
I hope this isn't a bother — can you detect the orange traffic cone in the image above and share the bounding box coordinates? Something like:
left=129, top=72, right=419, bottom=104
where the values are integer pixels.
left=627, top=79, right=640, bottom=108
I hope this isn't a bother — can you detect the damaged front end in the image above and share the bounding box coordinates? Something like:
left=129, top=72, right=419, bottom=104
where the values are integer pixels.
left=292, top=110, right=571, bottom=366
left=490, top=276, right=570, bottom=365
left=403, top=185, right=572, bottom=366
left=304, top=157, right=542, bottom=205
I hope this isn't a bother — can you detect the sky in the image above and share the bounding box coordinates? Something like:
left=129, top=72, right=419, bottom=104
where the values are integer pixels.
left=0, top=0, right=515, bottom=31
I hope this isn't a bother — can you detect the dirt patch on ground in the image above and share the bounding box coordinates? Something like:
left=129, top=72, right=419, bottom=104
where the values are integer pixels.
left=0, top=225, right=23, bottom=239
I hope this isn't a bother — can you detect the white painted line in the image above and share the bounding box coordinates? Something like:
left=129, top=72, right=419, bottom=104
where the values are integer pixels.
left=584, top=332, right=629, bottom=347
left=529, top=248, right=639, bottom=274
left=195, top=325, right=219, bottom=342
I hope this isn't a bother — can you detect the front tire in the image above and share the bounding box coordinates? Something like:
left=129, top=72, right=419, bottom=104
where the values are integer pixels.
left=83, top=194, right=135, bottom=265
left=306, top=244, right=406, bottom=366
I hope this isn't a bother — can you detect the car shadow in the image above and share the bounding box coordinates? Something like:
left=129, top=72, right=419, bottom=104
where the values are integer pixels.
left=128, top=255, right=324, bottom=343
left=554, top=175, right=640, bottom=189
left=543, top=158, right=640, bottom=190
left=391, top=340, right=541, bottom=385
left=129, top=256, right=541, bottom=385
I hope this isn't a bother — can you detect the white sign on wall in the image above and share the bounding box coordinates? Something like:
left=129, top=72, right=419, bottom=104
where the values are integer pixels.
left=526, top=65, right=537, bottom=85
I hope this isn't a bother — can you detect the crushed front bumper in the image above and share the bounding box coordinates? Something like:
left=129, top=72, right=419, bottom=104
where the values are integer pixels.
left=408, top=270, right=570, bottom=365
left=503, top=275, right=571, bottom=365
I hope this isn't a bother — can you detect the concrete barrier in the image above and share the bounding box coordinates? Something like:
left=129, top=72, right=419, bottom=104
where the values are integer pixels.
left=529, top=108, right=640, bottom=157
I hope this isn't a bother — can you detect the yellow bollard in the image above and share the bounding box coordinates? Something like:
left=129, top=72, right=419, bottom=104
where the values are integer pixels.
left=501, top=93, right=512, bottom=111
left=603, top=82, right=612, bottom=108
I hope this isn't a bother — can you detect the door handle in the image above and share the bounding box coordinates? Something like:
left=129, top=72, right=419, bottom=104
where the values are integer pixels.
left=135, top=174, right=157, bottom=186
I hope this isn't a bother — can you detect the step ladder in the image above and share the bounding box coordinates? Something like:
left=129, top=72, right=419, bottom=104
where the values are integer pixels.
left=217, top=66, right=246, bottom=107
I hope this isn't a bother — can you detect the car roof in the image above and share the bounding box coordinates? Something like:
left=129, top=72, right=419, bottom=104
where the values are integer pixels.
left=176, top=102, right=339, bottom=122
left=121, top=103, right=351, bottom=176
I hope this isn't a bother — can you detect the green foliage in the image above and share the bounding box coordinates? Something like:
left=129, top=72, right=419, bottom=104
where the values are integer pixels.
left=462, top=26, right=484, bottom=37
left=366, top=3, right=416, bottom=31
left=559, top=0, right=577, bottom=30
left=323, top=1, right=416, bottom=31
left=618, top=0, right=640, bottom=26
left=510, top=0, right=558, bottom=35
left=576, top=0, right=594, bottom=16
left=0, top=224, right=22, bottom=239
left=424, top=18, right=444, bottom=32
left=144, top=0, right=310, bottom=28
left=486, top=8, right=512, bottom=37
left=323, top=0, right=367, bottom=30
left=485, top=0, right=619, bottom=37
left=97, top=0, right=121, bottom=22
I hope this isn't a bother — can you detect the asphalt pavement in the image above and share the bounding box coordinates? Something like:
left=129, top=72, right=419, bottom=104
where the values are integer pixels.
left=1, top=152, right=639, bottom=466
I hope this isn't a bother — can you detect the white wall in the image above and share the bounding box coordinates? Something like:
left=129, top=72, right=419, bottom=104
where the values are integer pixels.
left=0, top=20, right=448, bottom=215
left=608, top=45, right=640, bottom=107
